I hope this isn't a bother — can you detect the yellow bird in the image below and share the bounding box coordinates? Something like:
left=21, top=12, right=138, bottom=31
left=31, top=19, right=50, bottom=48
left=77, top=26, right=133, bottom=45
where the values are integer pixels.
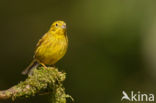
left=22, top=20, right=68, bottom=75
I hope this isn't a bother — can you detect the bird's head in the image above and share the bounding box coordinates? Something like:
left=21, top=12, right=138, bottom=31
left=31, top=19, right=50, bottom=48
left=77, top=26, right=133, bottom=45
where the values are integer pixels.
left=49, top=21, right=66, bottom=33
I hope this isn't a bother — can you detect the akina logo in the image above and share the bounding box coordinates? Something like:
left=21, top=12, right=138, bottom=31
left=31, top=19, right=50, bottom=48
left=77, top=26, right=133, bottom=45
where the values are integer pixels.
left=121, top=91, right=154, bottom=102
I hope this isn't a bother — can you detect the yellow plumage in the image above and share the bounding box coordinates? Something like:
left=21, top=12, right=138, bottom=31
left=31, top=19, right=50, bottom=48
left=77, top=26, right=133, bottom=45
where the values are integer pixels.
left=22, top=21, right=68, bottom=75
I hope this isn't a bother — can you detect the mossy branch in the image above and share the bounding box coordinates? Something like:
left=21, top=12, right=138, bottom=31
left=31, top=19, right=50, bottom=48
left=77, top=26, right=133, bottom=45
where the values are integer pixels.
left=0, top=67, right=72, bottom=103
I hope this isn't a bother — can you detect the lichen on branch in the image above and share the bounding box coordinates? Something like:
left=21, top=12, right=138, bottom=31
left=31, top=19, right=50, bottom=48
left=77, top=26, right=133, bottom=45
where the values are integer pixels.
left=0, top=67, right=71, bottom=103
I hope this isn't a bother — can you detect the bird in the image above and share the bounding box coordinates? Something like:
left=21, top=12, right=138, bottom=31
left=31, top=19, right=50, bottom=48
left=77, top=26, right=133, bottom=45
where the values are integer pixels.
left=22, top=20, right=68, bottom=75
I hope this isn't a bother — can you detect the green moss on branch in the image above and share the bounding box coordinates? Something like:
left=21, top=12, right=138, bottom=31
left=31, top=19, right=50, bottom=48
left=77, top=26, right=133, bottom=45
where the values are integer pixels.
left=0, top=67, right=71, bottom=103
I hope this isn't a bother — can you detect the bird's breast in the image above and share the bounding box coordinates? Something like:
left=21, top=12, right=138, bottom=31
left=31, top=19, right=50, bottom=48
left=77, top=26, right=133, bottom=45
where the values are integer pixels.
left=35, top=35, right=68, bottom=65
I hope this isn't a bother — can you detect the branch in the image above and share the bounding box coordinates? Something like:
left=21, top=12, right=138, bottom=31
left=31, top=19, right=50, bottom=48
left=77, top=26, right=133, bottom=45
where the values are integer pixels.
left=0, top=67, right=72, bottom=103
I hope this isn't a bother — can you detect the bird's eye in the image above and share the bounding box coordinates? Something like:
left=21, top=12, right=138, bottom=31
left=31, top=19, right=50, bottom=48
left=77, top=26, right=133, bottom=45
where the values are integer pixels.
left=56, top=24, right=58, bottom=26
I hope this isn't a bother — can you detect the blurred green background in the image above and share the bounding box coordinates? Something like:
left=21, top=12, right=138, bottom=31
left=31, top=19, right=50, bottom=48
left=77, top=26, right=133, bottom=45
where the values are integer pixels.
left=0, top=0, right=156, bottom=103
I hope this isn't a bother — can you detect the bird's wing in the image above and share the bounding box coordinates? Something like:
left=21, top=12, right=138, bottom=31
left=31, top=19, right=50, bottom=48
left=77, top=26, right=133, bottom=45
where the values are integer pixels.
left=36, top=33, right=49, bottom=48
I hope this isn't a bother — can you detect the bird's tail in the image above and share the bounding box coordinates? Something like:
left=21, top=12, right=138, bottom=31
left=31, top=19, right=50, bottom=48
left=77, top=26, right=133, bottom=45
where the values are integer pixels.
left=22, top=59, right=39, bottom=75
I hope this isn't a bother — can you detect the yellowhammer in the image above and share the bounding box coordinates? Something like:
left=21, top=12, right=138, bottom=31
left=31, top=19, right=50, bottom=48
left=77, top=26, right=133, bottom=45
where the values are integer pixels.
left=22, top=20, right=68, bottom=75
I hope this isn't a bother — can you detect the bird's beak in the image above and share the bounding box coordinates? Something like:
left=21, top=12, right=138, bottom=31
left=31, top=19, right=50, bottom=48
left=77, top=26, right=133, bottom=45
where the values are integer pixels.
left=62, top=24, right=66, bottom=29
